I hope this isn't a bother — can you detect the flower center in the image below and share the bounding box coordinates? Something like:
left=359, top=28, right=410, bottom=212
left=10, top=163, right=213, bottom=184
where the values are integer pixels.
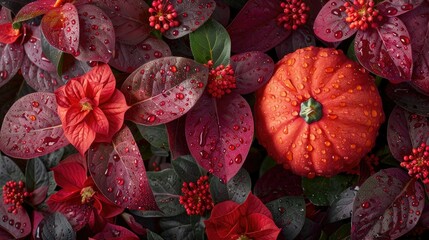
left=2, top=180, right=31, bottom=214
left=299, top=97, right=323, bottom=124
left=237, top=235, right=252, bottom=240
left=205, top=60, right=237, bottom=98
left=80, top=98, right=94, bottom=111
left=344, top=0, right=383, bottom=30
left=148, top=0, right=180, bottom=33
left=80, top=186, right=96, bottom=204
left=179, top=175, right=213, bottom=215
left=276, top=0, right=310, bottom=30
left=401, top=142, right=429, bottom=184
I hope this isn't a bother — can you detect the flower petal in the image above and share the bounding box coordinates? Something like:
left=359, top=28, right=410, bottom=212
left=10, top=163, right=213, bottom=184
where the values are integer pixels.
left=95, top=90, right=129, bottom=142
left=64, top=121, right=96, bottom=155
left=93, top=192, right=124, bottom=219
left=51, top=155, right=88, bottom=189
left=63, top=78, right=86, bottom=103
left=245, top=213, right=281, bottom=240
left=63, top=105, right=90, bottom=127
left=86, top=64, right=116, bottom=105
left=0, top=23, right=21, bottom=44
left=86, top=107, right=109, bottom=136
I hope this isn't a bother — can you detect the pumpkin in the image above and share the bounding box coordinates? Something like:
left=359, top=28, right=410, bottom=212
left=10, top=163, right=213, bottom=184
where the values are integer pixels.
left=254, top=46, right=384, bottom=178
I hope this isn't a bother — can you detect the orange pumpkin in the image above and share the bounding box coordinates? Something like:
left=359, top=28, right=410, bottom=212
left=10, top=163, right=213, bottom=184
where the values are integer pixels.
left=254, top=46, right=384, bottom=178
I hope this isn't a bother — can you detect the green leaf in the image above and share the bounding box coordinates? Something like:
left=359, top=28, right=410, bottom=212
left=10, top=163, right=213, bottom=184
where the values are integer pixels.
left=25, top=158, right=49, bottom=192
left=0, top=153, right=24, bottom=186
left=159, top=213, right=204, bottom=240
left=139, top=169, right=184, bottom=217
left=172, top=155, right=204, bottom=183
left=39, top=212, right=76, bottom=240
left=147, top=230, right=165, bottom=240
left=266, top=196, right=306, bottom=240
left=210, top=168, right=251, bottom=204
left=302, top=174, right=357, bottom=206
left=189, top=19, right=230, bottom=66
left=137, top=124, right=169, bottom=151
left=327, top=187, right=358, bottom=223
left=41, top=30, right=64, bottom=76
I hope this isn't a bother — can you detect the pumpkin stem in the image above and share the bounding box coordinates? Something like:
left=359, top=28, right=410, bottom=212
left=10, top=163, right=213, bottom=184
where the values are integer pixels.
left=299, top=97, right=322, bottom=124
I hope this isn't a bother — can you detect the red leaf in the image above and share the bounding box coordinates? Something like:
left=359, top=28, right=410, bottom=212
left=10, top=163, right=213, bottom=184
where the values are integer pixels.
left=0, top=41, right=24, bottom=88
left=13, top=0, right=55, bottom=24
left=64, top=120, right=96, bottom=155
left=41, top=3, right=79, bottom=55
left=185, top=93, right=254, bottom=182
left=88, top=125, right=158, bottom=210
left=0, top=200, right=31, bottom=239
left=0, top=92, right=69, bottom=159
left=121, top=212, right=147, bottom=235
left=21, top=56, right=66, bottom=92
left=166, top=116, right=190, bottom=160
left=108, top=37, right=171, bottom=73
left=51, top=156, right=87, bottom=190
left=226, top=0, right=290, bottom=52
left=387, top=106, right=429, bottom=161
left=313, top=0, right=355, bottom=42
left=93, top=0, right=151, bottom=45
left=376, top=0, right=424, bottom=17
left=0, top=23, right=21, bottom=44
left=91, top=223, right=140, bottom=240
left=354, top=17, right=413, bottom=83
left=351, top=168, right=425, bottom=240
left=121, top=57, right=208, bottom=126
left=75, top=4, right=115, bottom=63
left=230, top=51, right=274, bottom=95
left=400, top=2, right=429, bottom=94
left=163, top=0, right=216, bottom=39
left=23, top=25, right=56, bottom=72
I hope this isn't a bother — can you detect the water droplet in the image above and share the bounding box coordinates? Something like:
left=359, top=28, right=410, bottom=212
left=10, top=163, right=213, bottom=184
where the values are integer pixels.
left=146, top=114, right=156, bottom=123
left=116, top=177, right=124, bottom=186
left=334, top=30, right=343, bottom=39
left=234, top=154, right=242, bottom=164
left=361, top=201, right=370, bottom=209
left=172, top=30, right=179, bottom=36
left=104, top=163, right=113, bottom=176
left=399, top=35, right=410, bottom=45
left=88, top=45, right=96, bottom=51
left=176, top=93, right=185, bottom=100
left=0, top=70, right=8, bottom=80
left=401, top=4, right=413, bottom=11
left=278, top=207, right=285, bottom=213
left=229, top=145, right=236, bottom=150
left=386, top=7, right=398, bottom=15
left=32, top=101, right=39, bottom=107
left=113, top=154, right=120, bottom=162
left=35, top=147, right=45, bottom=153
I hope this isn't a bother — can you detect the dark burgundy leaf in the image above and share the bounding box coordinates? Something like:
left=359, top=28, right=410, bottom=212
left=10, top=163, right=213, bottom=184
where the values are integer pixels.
left=351, top=168, right=425, bottom=240
left=93, top=0, right=151, bottom=45
left=0, top=7, right=13, bottom=24
left=354, top=17, right=413, bottom=83
left=0, top=0, right=34, bottom=15
left=75, top=4, right=115, bottom=63
left=48, top=197, right=93, bottom=231
left=327, top=186, right=358, bottom=223
left=254, top=165, right=303, bottom=204
left=40, top=28, right=63, bottom=75
left=0, top=92, right=69, bottom=159
left=164, top=0, right=216, bottom=39
left=266, top=196, right=306, bottom=240
left=230, top=51, right=274, bottom=95
left=0, top=154, right=25, bottom=186
left=226, top=0, right=290, bottom=53
left=0, top=197, right=31, bottom=239
left=185, top=93, right=254, bottom=182
left=41, top=3, right=79, bottom=55
left=25, top=158, right=49, bottom=205
left=166, top=116, right=190, bottom=160
left=275, top=26, right=316, bottom=59
left=376, top=0, right=424, bottom=17
left=400, top=2, right=429, bottom=94
left=121, top=57, right=208, bottom=126
left=212, top=0, right=230, bottom=26
left=121, top=212, right=147, bottom=235
left=0, top=41, right=24, bottom=88
left=209, top=168, right=251, bottom=204
left=385, top=82, right=429, bottom=116
left=13, top=0, right=55, bottom=24
left=88, top=125, right=157, bottom=210
left=21, top=56, right=66, bottom=92
left=23, top=25, right=56, bottom=72
left=109, top=37, right=171, bottom=73
left=387, top=106, right=429, bottom=161
left=91, top=223, right=140, bottom=240
left=37, top=212, right=76, bottom=240
left=313, top=0, right=354, bottom=42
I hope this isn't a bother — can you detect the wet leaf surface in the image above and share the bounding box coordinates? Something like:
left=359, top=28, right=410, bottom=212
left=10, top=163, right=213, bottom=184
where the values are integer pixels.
left=166, top=116, right=190, bottom=160
left=385, top=82, right=429, bottom=116
left=23, top=25, right=56, bottom=72
left=210, top=168, right=251, bottom=204
left=0, top=41, right=24, bottom=88
left=37, top=212, right=75, bottom=240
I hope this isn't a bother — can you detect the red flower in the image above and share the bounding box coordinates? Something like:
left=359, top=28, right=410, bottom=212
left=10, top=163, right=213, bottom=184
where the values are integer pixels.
left=204, top=193, right=280, bottom=240
left=54, top=64, right=129, bottom=155
left=47, top=154, right=124, bottom=231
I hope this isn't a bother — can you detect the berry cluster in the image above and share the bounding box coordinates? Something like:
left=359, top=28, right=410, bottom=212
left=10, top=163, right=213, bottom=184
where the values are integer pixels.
left=179, top=176, right=213, bottom=215
left=344, top=0, right=383, bottom=30
left=205, top=60, right=237, bottom=98
left=148, top=0, right=180, bottom=33
left=2, top=180, right=31, bottom=214
left=276, top=0, right=310, bottom=30
left=401, top=142, right=429, bottom=184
